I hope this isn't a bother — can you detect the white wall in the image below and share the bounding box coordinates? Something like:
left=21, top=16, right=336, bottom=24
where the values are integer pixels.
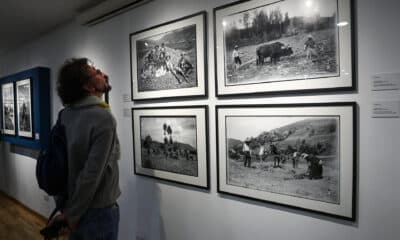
left=1, top=0, right=400, bottom=239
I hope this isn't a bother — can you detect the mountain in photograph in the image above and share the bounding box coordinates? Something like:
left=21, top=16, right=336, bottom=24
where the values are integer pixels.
left=136, top=25, right=196, bottom=55
left=159, top=25, right=196, bottom=51
left=228, top=118, right=337, bottom=155
left=141, top=138, right=196, bottom=152
left=228, top=138, right=242, bottom=149
left=136, top=38, right=158, bottom=53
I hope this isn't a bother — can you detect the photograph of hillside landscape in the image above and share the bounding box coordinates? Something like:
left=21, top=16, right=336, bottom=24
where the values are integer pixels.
left=222, top=0, right=339, bottom=85
left=139, top=116, right=198, bottom=177
left=225, top=115, right=340, bottom=204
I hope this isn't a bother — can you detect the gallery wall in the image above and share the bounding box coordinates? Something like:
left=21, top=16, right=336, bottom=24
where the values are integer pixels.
left=0, top=0, right=400, bottom=239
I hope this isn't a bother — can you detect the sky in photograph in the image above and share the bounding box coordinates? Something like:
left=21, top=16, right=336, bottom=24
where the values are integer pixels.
left=145, top=29, right=170, bottom=42
left=140, top=117, right=197, bottom=148
left=2, top=84, right=14, bottom=100
left=226, top=116, right=310, bottom=141
left=17, top=84, right=30, bottom=100
left=141, top=25, right=194, bottom=42
left=224, top=0, right=337, bottom=29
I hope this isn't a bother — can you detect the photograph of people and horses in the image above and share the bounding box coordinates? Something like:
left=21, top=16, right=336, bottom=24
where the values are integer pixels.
left=139, top=116, right=198, bottom=177
left=223, top=0, right=339, bottom=85
left=225, top=115, right=340, bottom=204
left=135, top=25, right=198, bottom=92
left=1, top=83, right=15, bottom=134
left=17, top=81, right=32, bottom=134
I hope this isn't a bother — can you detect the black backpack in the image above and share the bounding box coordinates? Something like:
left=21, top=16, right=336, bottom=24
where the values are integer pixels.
left=36, top=109, right=68, bottom=215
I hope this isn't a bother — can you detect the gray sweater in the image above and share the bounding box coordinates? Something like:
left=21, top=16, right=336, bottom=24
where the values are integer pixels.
left=61, top=96, right=121, bottom=224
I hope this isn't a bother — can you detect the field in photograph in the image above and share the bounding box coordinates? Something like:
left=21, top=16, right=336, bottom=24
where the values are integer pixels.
left=227, top=154, right=339, bottom=203
left=141, top=149, right=198, bottom=177
left=225, top=29, right=338, bottom=84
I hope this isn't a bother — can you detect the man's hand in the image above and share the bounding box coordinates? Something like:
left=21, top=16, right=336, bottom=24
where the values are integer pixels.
left=48, top=213, right=74, bottom=236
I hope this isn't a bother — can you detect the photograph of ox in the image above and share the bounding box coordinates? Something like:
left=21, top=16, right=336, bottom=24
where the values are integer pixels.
left=216, top=103, right=356, bottom=220
left=132, top=106, right=209, bottom=189
left=16, top=79, right=33, bottom=138
left=1, top=82, right=16, bottom=135
left=130, top=11, right=207, bottom=101
left=214, top=0, right=354, bottom=96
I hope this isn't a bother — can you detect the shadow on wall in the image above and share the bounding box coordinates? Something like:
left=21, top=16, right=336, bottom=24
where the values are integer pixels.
left=119, top=176, right=165, bottom=240
left=136, top=178, right=165, bottom=240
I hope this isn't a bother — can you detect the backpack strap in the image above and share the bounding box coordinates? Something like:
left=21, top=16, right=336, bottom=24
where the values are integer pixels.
left=56, top=108, right=66, bottom=125
left=47, top=207, right=60, bottom=225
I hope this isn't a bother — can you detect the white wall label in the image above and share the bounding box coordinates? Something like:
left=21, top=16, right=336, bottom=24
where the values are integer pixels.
left=122, top=93, right=131, bottom=102
left=371, top=72, right=400, bottom=91
left=372, top=101, right=400, bottom=118
left=35, top=133, right=40, bottom=140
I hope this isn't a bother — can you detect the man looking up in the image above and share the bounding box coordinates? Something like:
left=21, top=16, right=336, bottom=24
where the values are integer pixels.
left=52, top=58, right=121, bottom=240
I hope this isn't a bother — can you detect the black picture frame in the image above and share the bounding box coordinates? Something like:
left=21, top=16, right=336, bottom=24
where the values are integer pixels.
left=214, top=0, right=355, bottom=97
left=16, top=78, right=34, bottom=139
left=132, top=105, right=209, bottom=189
left=0, top=67, right=50, bottom=149
left=216, top=102, right=356, bottom=220
left=1, top=82, right=16, bottom=136
left=130, top=11, right=208, bottom=101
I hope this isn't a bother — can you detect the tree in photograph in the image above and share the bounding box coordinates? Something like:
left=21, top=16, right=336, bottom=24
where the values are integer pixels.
left=163, top=123, right=169, bottom=159
left=163, top=123, right=167, bottom=135
left=243, top=12, right=250, bottom=38
left=143, top=135, right=153, bottom=155
left=224, top=21, right=240, bottom=50
left=167, top=125, right=173, bottom=144
left=163, top=137, right=169, bottom=159
left=252, top=10, right=270, bottom=40
left=283, top=12, right=290, bottom=33
left=269, top=8, right=284, bottom=39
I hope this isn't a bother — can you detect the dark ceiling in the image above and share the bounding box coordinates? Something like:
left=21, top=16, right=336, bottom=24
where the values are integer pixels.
left=0, top=0, right=107, bottom=55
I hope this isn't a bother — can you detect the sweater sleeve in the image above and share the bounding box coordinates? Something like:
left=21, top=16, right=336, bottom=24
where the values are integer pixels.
left=63, top=124, right=115, bottom=225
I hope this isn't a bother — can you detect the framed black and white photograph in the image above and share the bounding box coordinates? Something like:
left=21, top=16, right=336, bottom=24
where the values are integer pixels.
left=214, top=0, right=354, bottom=96
left=16, top=79, right=33, bottom=138
left=130, top=11, right=207, bottom=101
left=132, top=106, right=209, bottom=189
left=1, top=83, right=16, bottom=135
left=216, top=102, right=356, bottom=220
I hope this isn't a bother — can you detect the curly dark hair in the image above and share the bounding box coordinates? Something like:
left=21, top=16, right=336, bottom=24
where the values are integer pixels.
left=57, top=58, right=92, bottom=105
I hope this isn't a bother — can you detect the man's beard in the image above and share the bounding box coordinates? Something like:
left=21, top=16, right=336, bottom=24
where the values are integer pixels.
left=100, top=75, right=112, bottom=93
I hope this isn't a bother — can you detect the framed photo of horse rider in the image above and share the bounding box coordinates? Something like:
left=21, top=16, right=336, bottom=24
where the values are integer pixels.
left=16, top=79, right=33, bottom=138
left=214, top=0, right=355, bottom=97
left=216, top=102, right=356, bottom=220
left=132, top=106, right=209, bottom=189
left=130, top=11, right=207, bottom=101
left=1, top=82, right=16, bottom=136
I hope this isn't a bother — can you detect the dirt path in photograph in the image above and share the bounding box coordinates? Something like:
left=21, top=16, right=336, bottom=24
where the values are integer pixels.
left=228, top=157, right=339, bottom=204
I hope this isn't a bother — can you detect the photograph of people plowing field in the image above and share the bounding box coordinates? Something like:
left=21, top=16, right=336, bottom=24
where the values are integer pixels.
left=223, top=0, right=339, bottom=85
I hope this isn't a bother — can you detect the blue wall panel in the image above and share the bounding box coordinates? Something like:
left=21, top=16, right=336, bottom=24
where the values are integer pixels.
left=0, top=67, right=50, bottom=149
